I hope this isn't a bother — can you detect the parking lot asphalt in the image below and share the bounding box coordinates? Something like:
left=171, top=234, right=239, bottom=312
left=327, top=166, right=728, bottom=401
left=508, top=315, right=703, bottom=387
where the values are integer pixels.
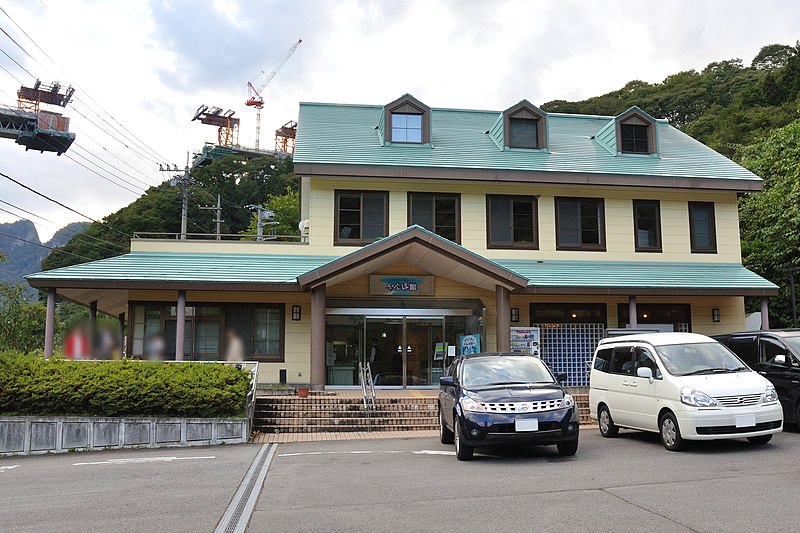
left=0, top=444, right=261, bottom=533
left=250, top=426, right=800, bottom=533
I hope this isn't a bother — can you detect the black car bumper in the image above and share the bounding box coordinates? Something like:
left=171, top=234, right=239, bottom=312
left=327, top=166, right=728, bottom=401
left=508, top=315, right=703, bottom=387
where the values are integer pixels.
left=456, top=407, right=579, bottom=447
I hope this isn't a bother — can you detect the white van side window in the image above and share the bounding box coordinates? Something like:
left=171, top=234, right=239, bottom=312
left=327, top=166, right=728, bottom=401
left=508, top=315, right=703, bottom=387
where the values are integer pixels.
left=633, top=347, right=661, bottom=379
left=610, top=347, right=634, bottom=375
left=593, top=348, right=613, bottom=373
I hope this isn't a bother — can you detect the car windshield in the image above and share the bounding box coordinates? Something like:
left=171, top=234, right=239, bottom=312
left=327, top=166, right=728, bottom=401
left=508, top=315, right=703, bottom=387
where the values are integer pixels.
left=781, top=336, right=800, bottom=359
left=655, top=342, right=751, bottom=376
left=461, top=357, right=554, bottom=389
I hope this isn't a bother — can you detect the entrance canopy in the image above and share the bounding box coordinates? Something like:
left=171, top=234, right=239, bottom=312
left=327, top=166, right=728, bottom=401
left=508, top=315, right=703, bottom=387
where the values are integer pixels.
left=297, top=225, right=529, bottom=291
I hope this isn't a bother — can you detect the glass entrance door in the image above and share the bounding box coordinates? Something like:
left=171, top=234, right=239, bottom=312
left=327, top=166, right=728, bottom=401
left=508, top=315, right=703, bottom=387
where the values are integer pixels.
left=366, top=318, right=403, bottom=386
left=406, top=318, right=445, bottom=386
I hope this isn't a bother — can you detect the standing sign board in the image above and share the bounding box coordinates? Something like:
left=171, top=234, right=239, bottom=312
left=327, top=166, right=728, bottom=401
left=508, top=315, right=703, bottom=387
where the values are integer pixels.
left=510, top=327, right=540, bottom=356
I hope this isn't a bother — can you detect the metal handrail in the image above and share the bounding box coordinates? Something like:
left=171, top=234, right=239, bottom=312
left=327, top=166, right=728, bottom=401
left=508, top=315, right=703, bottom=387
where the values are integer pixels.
left=358, top=362, right=377, bottom=429
left=131, top=231, right=307, bottom=242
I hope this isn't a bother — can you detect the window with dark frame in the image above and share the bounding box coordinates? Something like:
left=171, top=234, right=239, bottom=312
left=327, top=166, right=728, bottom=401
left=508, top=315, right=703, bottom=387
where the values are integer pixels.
left=224, top=305, right=284, bottom=362
left=487, top=195, right=538, bottom=248
left=335, top=191, right=388, bottom=245
left=408, top=192, right=459, bottom=243
left=529, top=303, right=607, bottom=324
left=633, top=199, right=662, bottom=252
left=555, top=197, right=605, bottom=250
left=620, top=123, right=649, bottom=153
left=390, top=113, right=423, bottom=143
left=688, top=201, right=717, bottom=253
left=508, top=117, right=539, bottom=149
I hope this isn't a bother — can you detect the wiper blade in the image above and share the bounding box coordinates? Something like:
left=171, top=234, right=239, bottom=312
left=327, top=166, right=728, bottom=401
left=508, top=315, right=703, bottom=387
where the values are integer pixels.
left=682, top=368, right=730, bottom=376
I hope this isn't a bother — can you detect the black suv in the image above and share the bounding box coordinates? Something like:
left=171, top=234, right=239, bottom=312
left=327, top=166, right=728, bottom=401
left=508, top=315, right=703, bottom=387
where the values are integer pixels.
left=714, top=330, right=800, bottom=425
left=438, top=352, right=579, bottom=461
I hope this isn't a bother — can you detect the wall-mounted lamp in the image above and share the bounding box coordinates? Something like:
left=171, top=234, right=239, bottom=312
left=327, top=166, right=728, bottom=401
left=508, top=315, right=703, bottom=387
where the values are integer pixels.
left=510, top=308, right=520, bottom=323
left=712, top=308, right=721, bottom=323
left=291, top=305, right=301, bottom=321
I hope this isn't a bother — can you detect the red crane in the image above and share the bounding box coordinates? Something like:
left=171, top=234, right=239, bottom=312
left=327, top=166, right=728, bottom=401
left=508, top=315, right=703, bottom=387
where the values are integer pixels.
left=246, top=38, right=302, bottom=149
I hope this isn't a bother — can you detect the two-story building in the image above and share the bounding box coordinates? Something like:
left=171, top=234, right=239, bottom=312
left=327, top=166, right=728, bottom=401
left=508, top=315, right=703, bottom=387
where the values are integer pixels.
left=27, top=94, right=778, bottom=388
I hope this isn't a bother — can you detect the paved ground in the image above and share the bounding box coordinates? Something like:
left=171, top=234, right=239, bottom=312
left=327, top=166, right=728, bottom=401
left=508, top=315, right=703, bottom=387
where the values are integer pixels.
left=0, top=444, right=260, bottom=533
left=3, top=428, right=800, bottom=532
left=250, top=427, right=800, bottom=533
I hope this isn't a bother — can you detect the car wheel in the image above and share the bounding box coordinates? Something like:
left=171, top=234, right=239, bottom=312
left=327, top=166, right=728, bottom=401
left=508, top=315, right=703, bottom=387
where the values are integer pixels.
left=795, top=403, right=800, bottom=429
left=747, top=434, right=773, bottom=445
left=557, top=436, right=579, bottom=456
left=454, top=418, right=474, bottom=461
left=659, top=412, right=686, bottom=451
left=598, top=405, right=619, bottom=438
left=439, top=406, right=454, bottom=444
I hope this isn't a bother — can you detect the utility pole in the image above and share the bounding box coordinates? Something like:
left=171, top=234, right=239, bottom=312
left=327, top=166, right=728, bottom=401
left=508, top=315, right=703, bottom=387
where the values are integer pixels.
left=199, top=194, right=224, bottom=240
left=245, top=204, right=278, bottom=241
left=159, top=153, right=194, bottom=239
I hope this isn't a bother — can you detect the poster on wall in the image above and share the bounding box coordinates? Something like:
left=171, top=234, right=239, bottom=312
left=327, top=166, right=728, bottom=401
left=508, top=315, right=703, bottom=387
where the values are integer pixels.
left=434, top=342, right=447, bottom=360
left=510, top=327, right=540, bottom=356
left=459, top=334, right=481, bottom=355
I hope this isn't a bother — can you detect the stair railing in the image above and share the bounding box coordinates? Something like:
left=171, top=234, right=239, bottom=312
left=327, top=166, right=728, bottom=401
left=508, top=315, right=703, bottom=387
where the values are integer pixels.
left=358, top=361, right=377, bottom=429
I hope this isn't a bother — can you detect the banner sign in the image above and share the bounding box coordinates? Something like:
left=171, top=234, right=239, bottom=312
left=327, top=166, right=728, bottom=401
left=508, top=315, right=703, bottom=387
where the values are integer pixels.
left=369, top=275, right=434, bottom=296
left=459, top=334, right=481, bottom=355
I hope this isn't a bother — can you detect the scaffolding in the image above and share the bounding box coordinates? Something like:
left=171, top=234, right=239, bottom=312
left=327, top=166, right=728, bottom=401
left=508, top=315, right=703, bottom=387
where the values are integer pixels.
left=275, top=120, right=297, bottom=154
left=191, top=104, right=240, bottom=147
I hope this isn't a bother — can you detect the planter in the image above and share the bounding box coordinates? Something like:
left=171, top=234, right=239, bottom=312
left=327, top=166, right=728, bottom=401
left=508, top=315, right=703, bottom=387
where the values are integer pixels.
left=296, top=387, right=310, bottom=398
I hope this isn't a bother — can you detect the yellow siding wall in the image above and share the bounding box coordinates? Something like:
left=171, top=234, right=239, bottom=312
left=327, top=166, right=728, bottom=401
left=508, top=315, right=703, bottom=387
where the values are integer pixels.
left=306, top=178, right=742, bottom=263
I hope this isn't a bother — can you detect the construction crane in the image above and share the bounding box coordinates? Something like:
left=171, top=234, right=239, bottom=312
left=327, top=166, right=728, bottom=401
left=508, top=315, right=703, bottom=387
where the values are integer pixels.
left=0, top=79, right=76, bottom=154
left=191, top=105, right=240, bottom=147
left=245, top=38, right=302, bottom=149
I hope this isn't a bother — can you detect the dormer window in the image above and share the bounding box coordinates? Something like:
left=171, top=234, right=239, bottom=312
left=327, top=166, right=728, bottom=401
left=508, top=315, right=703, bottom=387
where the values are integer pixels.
left=500, top=100, right=547, bottom=150
left=620, top=123, right=649, bottom=153
left=391, top=113, right=423, bottom=143
left=382, top=94, right=431, bottom=145
left=509, top=117, right=539, bottom=148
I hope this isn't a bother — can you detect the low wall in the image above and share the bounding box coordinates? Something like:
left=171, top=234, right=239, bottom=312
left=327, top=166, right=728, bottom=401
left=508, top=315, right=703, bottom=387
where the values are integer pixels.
left=0, top=417, right=249, bottom=456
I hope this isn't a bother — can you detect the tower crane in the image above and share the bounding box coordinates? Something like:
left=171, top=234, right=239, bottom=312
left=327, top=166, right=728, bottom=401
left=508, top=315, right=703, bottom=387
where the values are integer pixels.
left=245, top=38, right=302, bottom=149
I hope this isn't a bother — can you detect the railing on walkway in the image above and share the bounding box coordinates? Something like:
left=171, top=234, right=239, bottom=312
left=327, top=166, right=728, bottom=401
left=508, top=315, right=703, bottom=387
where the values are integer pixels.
left=358, top=362, right=377, bottom=429
left=131, top=232, right=307, bottom=243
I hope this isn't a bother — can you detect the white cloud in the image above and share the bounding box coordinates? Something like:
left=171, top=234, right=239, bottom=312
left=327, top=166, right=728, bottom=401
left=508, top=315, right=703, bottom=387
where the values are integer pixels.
left=0, top=0, right=798, bottom=242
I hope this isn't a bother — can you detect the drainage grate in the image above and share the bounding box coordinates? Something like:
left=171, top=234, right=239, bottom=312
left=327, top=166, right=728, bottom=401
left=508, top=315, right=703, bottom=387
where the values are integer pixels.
left=215, top=443, right=276, bottom=533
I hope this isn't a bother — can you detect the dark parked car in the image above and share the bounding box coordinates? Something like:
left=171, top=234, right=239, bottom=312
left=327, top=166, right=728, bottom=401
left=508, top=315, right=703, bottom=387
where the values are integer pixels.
left=438, top=352, right=579, bottom=461
left=714, top=330, right=800, bottom=425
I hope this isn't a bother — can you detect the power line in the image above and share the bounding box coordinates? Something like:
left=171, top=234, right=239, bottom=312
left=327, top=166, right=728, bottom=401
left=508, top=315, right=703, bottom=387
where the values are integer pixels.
left=71, top=143, right=156, bottom=189
left=0, top=60, right=22, bottom=84
left=0, top=198, right=126, bottom=253
left=66, top=146, right=148, bottom=193
left=0, top=45, right=33, bottom=79
left=62, top=152, right=143, bottom=195
left=70, top=123, right=162, bottom=185
left=0, top=230, right=94, bottom=261
left=0, top=170, right=133, bottom=238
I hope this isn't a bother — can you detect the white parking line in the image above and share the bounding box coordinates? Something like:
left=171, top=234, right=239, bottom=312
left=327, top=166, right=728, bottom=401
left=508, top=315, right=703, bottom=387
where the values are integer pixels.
left=414, top=450, right=457, bottom=456
left=0, top=465, right=20, bottom=472
left=278, top=450, right=404, bottom=457
left=73, top=456, right=215, bottom=466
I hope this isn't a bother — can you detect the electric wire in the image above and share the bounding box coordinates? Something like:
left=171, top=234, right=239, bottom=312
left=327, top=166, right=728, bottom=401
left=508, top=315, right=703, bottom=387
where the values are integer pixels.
left=0, top=61, right=21, bottom=84
left=0, top=170, right=133, bottom=238
left=62, top=152, right=143, bottom=195
left=0, top=198, right=126, bottom=253
left=0, top=44, right=33, bottom=79
left=69, top=144, right=151, bottom=191
left=0, top=230, right=94, bottom=261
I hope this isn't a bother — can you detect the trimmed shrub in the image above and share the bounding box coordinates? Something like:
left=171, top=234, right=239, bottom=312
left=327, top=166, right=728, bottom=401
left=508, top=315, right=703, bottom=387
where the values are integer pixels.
left=0, top=352, right=251, bottom=418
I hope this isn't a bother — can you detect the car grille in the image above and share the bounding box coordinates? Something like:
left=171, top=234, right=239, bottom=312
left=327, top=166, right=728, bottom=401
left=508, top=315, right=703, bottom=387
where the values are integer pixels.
left=491, top=421, right=561, bottom=433
left=696, top=420, right=781, bottom=435
left=480, top=400, right=561, bottom=413
left=713, top=393, right=763, bottom=407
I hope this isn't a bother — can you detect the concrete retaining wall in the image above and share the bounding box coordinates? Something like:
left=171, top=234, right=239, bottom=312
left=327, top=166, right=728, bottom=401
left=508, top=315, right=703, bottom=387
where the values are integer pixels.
left=0, top=417, right=249, bottom=456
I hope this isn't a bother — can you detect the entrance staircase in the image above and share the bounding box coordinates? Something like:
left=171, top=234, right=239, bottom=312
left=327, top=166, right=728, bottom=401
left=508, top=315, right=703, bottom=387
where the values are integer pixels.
left=252, top=391, right=591, bottom=435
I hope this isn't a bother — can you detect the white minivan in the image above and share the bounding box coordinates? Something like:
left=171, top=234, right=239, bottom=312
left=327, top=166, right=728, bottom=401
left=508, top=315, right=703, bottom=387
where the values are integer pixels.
left=589, top=332, right=783, bottom=451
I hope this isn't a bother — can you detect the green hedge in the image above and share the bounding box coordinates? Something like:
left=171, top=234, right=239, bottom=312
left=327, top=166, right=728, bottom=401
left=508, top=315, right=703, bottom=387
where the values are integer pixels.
left=0, top=352, right=251, bottom=418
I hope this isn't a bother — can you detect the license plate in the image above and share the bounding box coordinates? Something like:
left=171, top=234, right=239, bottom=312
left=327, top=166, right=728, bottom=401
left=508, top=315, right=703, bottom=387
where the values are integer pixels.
left=735, top=414, right=756, bottom=428
left=515, top=419, right=539, bottom=432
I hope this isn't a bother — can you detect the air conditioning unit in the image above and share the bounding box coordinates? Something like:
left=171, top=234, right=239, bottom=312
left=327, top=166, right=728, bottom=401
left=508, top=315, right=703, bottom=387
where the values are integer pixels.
left=298, top=219, right=310, bottom=235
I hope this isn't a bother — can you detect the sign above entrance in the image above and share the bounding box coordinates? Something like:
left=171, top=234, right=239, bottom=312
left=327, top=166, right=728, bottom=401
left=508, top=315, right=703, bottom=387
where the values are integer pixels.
left=369, top=275, right=434, bottom=296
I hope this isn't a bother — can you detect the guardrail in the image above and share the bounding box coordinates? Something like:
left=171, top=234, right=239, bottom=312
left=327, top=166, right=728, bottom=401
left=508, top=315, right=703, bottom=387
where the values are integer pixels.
left=132, top=232, right=307, bottom=242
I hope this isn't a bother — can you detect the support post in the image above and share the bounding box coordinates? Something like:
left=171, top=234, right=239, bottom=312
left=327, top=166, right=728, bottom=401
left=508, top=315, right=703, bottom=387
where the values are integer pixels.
left=176, top=290, right=186, bottom=361
left=310, top=285, right=326, bottom=389
left=118, top=312, right=126, bottom=357
left=629, top=296, right=638, bottom=329
left=761, top=297, right=770, bottom=330
left=495, top=286, right=511, bottom=352
left=89, top=300, right=98, bottom=357
left=791, top=271, right=797, bottom=329
left=44, top=288, right=56, bottom=358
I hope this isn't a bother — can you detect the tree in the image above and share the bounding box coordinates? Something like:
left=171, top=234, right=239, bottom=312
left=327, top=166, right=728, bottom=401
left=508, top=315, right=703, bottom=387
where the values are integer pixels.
left=242, top=189, right=301, bottom=240
left=737, top=118, right=800, bottom=326
left=0, top=283, right=46, bottom=352
left=752, top=44, right=795, bottom=70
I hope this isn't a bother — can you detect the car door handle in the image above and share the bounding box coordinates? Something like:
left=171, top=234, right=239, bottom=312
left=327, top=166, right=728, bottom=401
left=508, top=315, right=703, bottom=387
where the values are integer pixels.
left=629, top=382, right=637, bottom=388
left=621, top=380, right=629, bottom=386
left=758, top=371, right=767, bottom=375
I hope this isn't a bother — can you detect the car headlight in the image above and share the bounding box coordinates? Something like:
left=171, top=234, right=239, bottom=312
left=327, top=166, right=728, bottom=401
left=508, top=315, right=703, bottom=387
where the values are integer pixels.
left=461, top=396, right=486, bottom=413
left=763, top=384, right=779, bottom=403
left=560, top=393, right=575, bottom=409
left=680, top=387, right=718, bottom=407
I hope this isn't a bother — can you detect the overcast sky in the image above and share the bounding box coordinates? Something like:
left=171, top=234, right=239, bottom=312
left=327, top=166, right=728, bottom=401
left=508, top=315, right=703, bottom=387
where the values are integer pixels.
left=1, top=0, right=799, bottom=241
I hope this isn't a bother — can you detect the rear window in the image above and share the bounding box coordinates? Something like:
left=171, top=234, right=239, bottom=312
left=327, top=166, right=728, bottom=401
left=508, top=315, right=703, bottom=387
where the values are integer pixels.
left=593, top=348, right=613, bottom=373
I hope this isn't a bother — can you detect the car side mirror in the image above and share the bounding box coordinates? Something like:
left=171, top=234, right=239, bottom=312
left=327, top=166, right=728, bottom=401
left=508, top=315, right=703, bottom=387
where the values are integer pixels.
left=556, top=372, right=567, bottom=384
left=636, top=367, right=654, bottom=383
left=773, top=354, right=788, bottom=365
left=439, top=376, right=455, bottom=387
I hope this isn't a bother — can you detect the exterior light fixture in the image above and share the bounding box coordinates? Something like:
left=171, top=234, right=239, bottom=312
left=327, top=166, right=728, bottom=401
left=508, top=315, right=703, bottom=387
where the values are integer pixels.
left=571, top=313, right=577, bottom=319
left=510, top=308, right=520, bottom=323
left=712, top=308, right=721, bottom=322
left=291, top=305, right=301, bottom=321
left=642, top=313, right=649, bottom=319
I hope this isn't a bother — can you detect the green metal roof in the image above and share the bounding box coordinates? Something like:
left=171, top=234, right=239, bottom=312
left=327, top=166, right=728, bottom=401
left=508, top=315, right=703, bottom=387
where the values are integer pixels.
left=498, top=260, right=777, bottom=292
left=293, top=102, right=761, bottom=184
left=27, top=251, right=776, bottom=294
